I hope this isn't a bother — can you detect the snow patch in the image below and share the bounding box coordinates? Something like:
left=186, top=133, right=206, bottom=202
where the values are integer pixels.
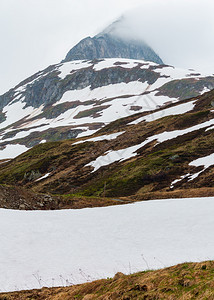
left=93, top=58, right=149, bottom=71
left=35, top=173, right=50, bottom=182
left=0, top=144, right=28, bottom=159
left=1, top=100, right=35, bottom=129
left=76, top=129, right=98, bottom=138
left=190, top=153, right=214, bottom=169
left=57, top=60, right=93, bottom=80
left=130, top=101, right=196, bottom=125
left=154, top=65, right=209, bottom=80
left=73, top=131, right=125, bottom=145
left=170, top=174, right=190, bottom=189
left=200, top=87, right=210, bottom=95
left=188, top=153, right=214, bottom=180
left=54, top=81, right=149, bottom=107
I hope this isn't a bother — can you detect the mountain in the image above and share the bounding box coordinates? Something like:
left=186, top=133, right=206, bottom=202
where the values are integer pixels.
left=62, top=34, right=163, bottom=64
left=0, top=19, right=213, bottom=297
left=62, top=18, right=163, bottom=64
left=0, top=58, right=214, bottom=160
left=0, top=87, right=213, bottom=205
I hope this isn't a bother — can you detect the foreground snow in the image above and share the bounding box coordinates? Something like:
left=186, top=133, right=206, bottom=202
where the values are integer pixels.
left=0, top=197, right=213, bottom=292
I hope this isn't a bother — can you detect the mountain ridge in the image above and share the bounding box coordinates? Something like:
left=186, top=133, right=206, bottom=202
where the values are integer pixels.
left=0, top=58, right=214, bottom=160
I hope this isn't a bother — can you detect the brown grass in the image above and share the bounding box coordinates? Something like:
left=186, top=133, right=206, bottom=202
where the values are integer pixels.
left=1, top=261, right=213, bottom=299
left=0, top=184, right=133, bottom=210
left=130, top=187, right=214, bottom=201
left=1, top=184, right=213, bottom=211
left=58, top=195, right=133, bottom=209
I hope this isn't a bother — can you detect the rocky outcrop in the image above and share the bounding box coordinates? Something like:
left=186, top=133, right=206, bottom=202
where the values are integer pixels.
left=14, top=65, right=161, bottom=109
left=62, top=33, right=163, bottom=64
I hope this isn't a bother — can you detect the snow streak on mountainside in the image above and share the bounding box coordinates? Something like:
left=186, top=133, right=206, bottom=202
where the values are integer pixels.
left=0, top=88, right=213, bottom=198
left=0, top=58, right=214, bottom=159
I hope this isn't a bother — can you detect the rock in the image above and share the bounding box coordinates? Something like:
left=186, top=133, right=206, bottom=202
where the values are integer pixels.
left=82, top=295, right=95, bottom=300
left=24, top=170, right=41, bottom=181
left=19, top=204, right=26, bottom=210
left=169, top=154, right=180, bottom=161
left=113, top=272, right=124, bottom=280
left=62, top=33, right=163, bottom=64
left=134, top=284, right=148, bottom=291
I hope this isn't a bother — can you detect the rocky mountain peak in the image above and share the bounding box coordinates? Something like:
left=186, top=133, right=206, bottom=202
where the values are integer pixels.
left=62, top=19, right=163, bottom=64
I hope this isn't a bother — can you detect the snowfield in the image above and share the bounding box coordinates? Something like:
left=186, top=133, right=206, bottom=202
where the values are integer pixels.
left=0, top=197, right=213, bottom=292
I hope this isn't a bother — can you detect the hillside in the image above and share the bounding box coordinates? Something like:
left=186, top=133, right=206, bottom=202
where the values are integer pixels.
left=0, top=183, right=133, bottom=210
left=1, top=261, right=213, bottom=299
left=1, top=5, right=214, bottom=300
left=0, top=88, right=213, bottom=206
left=0, top=58, right=214, bottom=160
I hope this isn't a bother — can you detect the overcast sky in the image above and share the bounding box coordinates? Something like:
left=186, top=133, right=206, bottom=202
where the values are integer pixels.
left=0, top=0, right=214, bottom=95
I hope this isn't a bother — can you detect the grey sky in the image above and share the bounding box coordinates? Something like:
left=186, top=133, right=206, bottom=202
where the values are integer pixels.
left=120, top=0, right=214, bottom=73
left=0, top=0, right=214, bottom=95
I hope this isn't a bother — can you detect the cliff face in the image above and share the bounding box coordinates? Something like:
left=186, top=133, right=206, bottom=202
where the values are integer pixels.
left=62, top=33, right=163, bottom=64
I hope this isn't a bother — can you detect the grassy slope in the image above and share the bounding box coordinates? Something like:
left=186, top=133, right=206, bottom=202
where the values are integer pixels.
left=0, top=261, right=213, bottom=299
left=0, top=91, right=213, bottom=205
left=0, top=183, right=134, bottom=210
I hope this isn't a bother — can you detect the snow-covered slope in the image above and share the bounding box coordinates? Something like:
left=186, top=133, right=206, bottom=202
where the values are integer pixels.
left=0, top=197, right=213, bottom=292
left=0, top=88, right=213, bottom=197
left=0, top=58, right=214, bottom=159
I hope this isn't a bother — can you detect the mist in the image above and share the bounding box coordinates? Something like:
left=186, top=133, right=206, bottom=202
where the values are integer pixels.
left=0, top=0, right=214, bottom=95
left=111, top=0, right=214, bottom=73
left=0, top=0, right=142, bottom=94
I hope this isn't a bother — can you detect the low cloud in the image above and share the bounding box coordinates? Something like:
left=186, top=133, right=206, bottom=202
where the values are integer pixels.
left=0, top=0, right=213, bottom=94
left=111, top=0, right=214, bottom=72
